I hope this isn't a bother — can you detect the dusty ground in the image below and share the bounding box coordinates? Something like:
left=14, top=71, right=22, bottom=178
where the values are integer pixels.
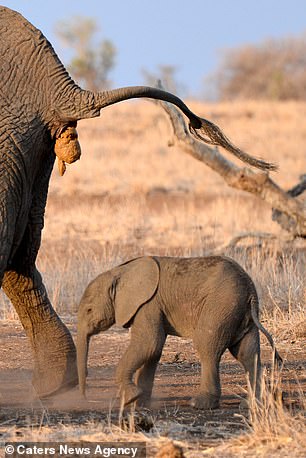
left=0, top=319, right=305, bottom=447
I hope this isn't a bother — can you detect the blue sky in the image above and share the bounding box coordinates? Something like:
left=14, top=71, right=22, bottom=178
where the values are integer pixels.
left=3, top=1, right=306, bottom=96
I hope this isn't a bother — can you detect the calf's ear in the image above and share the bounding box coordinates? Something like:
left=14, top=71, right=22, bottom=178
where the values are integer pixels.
left=114, top=257, right=159, bottom=327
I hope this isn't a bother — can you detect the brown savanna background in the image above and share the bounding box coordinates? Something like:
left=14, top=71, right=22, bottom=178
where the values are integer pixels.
left=43, top=99, right=305, bottom=318
left=1, top=100, right=305, bottom=457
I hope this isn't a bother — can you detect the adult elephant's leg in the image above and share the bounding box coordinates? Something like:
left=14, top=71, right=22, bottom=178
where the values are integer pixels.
left=2, top=267, right=77, bottom=397
left=1, top=152, right=77, bottom=397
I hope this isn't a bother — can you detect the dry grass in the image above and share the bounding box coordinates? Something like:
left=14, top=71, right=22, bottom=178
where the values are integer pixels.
left=206, top=372, right=306, bottom=458
left=0, top=100, right=305, bottom=456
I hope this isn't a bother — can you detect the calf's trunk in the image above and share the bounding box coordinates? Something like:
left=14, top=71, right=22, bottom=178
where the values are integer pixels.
left=77, top=328, right=90, bottom=397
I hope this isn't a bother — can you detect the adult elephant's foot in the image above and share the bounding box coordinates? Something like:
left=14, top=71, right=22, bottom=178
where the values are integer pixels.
left=2, top=270, right=78, bottom=398
left=31, top=316, right=78, bottom=398
left=190, top=393, right=220, bottom=410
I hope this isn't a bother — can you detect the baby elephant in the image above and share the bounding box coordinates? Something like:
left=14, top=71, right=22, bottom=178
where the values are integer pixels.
left=77, top=256, right=282, bottom=409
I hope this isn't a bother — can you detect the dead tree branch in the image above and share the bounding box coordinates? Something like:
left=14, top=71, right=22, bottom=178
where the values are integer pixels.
left=158, top=99, right=306, bottom=238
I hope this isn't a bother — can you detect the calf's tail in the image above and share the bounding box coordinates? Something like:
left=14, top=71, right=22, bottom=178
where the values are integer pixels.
left=250, top=294, right=283, bottom=366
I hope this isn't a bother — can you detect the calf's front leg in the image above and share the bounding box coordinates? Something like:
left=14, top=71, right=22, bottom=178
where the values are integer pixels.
left=116, top=306, right=166, bottom=406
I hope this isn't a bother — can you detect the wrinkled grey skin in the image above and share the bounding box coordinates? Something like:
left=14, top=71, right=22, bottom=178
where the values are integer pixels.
left=77, top=256, right=282, bottom=409
left=0, top=6, right=275, bottom=398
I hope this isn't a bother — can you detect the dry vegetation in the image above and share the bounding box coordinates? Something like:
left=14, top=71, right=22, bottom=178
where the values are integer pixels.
left=0, top=100, right=305, bottom=456
left=213, top=34, right=306, bottom=101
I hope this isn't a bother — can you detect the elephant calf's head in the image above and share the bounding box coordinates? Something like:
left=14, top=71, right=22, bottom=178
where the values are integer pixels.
left=76, top=257, right=160, bottom=396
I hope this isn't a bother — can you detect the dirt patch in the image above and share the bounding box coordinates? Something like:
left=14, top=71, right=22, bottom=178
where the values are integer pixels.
left=0, top=321, right=305, bottom=448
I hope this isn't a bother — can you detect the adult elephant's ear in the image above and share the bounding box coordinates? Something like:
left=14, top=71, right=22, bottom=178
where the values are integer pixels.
left=114, top=257, right=160, bottom=327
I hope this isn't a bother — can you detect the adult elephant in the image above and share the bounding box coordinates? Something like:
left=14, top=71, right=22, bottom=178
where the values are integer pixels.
left=0, top=6, right=275, bottom=398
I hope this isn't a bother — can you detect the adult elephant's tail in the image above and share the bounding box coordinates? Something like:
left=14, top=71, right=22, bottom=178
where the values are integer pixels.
left=189, top=116, right=277, bottom=171
left=94, top=86, right=277, bottom=172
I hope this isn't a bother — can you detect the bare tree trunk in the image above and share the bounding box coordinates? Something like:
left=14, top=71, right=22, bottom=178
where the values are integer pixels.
left=157, top=98, right=306, bottom=239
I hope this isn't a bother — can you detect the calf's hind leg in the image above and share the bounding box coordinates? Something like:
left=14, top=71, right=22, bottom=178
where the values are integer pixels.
left=191, top=330, right=224, bottom=409
left=229, top=326, right=262, bottom=402
left=191, top=352, right=221, bottom=409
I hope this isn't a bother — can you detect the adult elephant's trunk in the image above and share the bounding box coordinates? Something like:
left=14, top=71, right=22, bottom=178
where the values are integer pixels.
left=76, top=327, right=90, bottom=397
